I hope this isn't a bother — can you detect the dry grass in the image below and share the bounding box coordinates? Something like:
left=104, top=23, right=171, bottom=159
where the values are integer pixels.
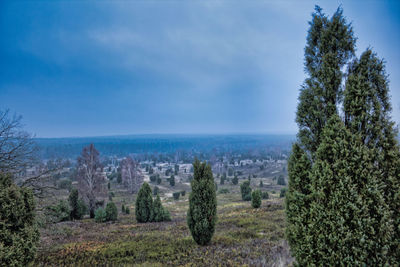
left=33, top=183, right=293, bottom=266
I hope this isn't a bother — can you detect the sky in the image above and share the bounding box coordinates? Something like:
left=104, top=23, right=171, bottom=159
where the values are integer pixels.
left=0, top=0, right=399, bottom=138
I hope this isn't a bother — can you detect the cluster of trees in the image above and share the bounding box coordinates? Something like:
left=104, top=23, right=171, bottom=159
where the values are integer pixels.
left=286, top=6, right=400, bottom=265
left=94, top=202, right=118, bottom=223
left=240, top=180, right=266, bottom=208
left=135, top=182, right=171, bottom=223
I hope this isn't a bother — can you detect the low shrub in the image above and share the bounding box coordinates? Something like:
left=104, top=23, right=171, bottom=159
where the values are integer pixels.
left=152, top=195, right=171, bottom=222
left=94, top=208, right=107, bottom=223
left=105, top=202, right=118, bottom=221
left=262, top=191, right=269, bottom=200
left=173, top=192, right=180, bottom=200
left=46, top=200, right=70, bottom=223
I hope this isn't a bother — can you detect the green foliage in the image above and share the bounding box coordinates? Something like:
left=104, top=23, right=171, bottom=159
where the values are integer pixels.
left=135, top=182, right=153, bottom=223
left=169, top=175, right=175, bottom=186
left=94, top=208, right=107, bottom=223
left=121, top=204, right=125, bottom=213
left=69, top=188, right=86, bottom=220
left=228, top=168, right=234, bottom=176
left=46, top=200, right=70, bottom=222
left=277, top=175, right=286, bottom=186
left=77, top=199, right=87, bottom=219
left=0, top=173, right=39, bottom=266
left=173, top=192, right=180, bottom=200
left=105, top=202, right=118, bottom=222
left=240, top=180, right=252, bottom=201
left=157, top=176, right=162, bottom=184
left=232, top=175, right=238, bottom=185
left=187, top=159, right=217, bottom=245
left=69, top=188, right=79, bottom=219
left=125, top=206, right=130, bottom=214
left=287, top=5, right=400, bottom=265
left=259, top=180, right=263, bottom=188
left=279, top=188, right=287, bottom=198
left=180, top=190, right=186, bottom=196
left=296, top=6, right=356, bottom=156
left=344, top=49, right=400, bottom=260
left=306, top=116, right=392, bottom=264
left=261, top=191, right=269, bottom=200
left=152, top=194, right=171, bottom=222
left=251, top=190, right=261, bottom=208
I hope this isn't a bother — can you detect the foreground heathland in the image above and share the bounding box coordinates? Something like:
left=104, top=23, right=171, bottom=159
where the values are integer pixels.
left=33, top=192, right=292, bottom=266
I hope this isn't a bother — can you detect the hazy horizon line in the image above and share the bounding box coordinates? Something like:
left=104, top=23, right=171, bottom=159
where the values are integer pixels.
left=34, top=131, right=297, bottom=139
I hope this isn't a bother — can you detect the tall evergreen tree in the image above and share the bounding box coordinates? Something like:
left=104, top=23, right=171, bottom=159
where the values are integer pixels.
left=296, top=6, right=355, bottom=156
left=344, top=49, right=400, bottom=261
left=187, top=159, right=217, bottom=245
left=135, top=182, right=153, bottom=223
left=287, top=6, right=399, bottom=265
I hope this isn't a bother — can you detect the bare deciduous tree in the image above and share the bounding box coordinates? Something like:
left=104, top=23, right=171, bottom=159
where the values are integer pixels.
left=77, top=144, right=105, bottom=218
left=121, top=156, right=143, bottom=193
left=0, top=109, right=37, bottom=174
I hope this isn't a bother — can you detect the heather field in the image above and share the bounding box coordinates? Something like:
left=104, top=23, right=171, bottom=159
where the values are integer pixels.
left=33, top=186, right=292, bottom=266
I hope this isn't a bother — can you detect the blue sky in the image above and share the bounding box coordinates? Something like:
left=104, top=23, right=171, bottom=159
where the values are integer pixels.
left=1, top=0, right=399, bottom=138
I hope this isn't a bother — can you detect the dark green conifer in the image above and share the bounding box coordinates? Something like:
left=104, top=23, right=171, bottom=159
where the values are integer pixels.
left=135, top=182, right=153, bottom=223
left=296, top=6, right=355, bottom=156
left=240, top=180, right=252, bottom=201
left=187, top=159, right=217, bottom=245
left=105, top=202, right=118, bottom=222
left=169, top=174, right=175, bottom=186
left=0, top=173, right=39, bottom=266
left=344, top=49, right=400, bottom=262
left=287, top=6, right=399, bottom=265
left=286, top=143, right=312, bottom=261
left=251, top=189, right=261, bottom=208
left=232, top=175, right=238, bottom=185
left=305, top=116, right=393, bottom=265
left=152, top=194, right=170, bottom=222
